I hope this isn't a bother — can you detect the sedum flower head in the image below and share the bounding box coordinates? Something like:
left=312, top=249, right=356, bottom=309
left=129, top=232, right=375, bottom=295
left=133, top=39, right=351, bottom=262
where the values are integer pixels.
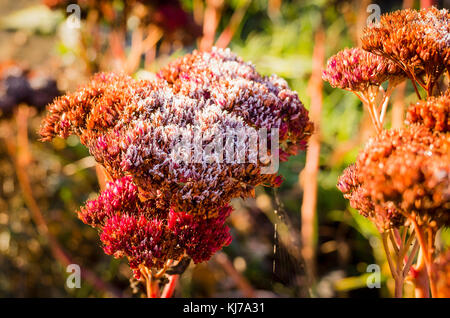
left=338, top=124, right=449, bottom=231
left=337, top=164, right=405, bottom=231
left=322, top=48, right=404, bottom=93
left=406, top=90, right=450, bottom=133
left=362, top=7, right=450, bottom=88
left=40, top=47, right=311, bottom=272
left=81, top=176, right=232, bottom=275
left=40, top=48, right=312, bottom=218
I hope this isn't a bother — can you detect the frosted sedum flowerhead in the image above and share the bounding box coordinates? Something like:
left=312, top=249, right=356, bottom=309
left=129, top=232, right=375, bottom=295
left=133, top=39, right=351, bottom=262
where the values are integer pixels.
left=40, top=48, right=312, bottom=218
left=40, top=47, right=312, bottom=273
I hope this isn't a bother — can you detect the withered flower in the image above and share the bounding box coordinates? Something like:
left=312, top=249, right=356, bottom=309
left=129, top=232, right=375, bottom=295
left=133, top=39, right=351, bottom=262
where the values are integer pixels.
left=322, top=48, right=404, bottom=93
left=40, top=48, right=312, bottom=218
left=338, top=125, right=449, bottom=230
left=406, top=90, right=450, bottom=133
left=40, top=47, right=311, bottom=273
left=362, top=7, right=450, bottom=96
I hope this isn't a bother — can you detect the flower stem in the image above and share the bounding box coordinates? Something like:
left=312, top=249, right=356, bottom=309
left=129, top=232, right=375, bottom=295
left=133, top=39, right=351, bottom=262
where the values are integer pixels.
left=381, top=232, right=402, bottom=297
left=413, top=249, right=430, bottom=298
left=300, top=27, right=325, bottom=285
left=161, top=275, right=179, bottom=298
left=407, top=71, right=422, bottom=100
left=411, top=219, right=437, bottom=297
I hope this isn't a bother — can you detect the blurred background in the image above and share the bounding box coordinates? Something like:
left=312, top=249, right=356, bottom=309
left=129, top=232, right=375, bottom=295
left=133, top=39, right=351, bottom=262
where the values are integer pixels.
left=0, top=0, right=449, bottom=298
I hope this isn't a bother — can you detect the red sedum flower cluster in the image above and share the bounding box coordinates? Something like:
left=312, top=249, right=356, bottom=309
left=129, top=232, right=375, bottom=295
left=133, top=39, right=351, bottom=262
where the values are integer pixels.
left=79, top=176, right=231, bottom=276
left=40, top=47, right=312, bottom=274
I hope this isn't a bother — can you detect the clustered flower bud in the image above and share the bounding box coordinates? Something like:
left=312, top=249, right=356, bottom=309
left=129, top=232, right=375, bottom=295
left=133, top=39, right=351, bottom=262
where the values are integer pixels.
left=362, top=7, right=450, bottom=93
left=406, top=90, right=449, bottom=133
left=80, top=175, right=232, bottom=276
left=322, top=47, right=404, bottom=93
left=338, top=123, right=449, bottom=231
left=40, top=47, right=312, bottom=273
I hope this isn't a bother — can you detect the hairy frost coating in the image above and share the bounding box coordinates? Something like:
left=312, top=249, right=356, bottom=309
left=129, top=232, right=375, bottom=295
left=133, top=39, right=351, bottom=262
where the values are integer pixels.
left=40, top=47, right=312, bottom=218
left=40, top=47, right=312, bottom=273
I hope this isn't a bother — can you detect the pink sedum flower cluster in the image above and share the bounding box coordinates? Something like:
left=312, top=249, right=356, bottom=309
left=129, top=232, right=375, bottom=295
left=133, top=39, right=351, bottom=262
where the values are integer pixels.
left=322, top=47, right=404, bottom=93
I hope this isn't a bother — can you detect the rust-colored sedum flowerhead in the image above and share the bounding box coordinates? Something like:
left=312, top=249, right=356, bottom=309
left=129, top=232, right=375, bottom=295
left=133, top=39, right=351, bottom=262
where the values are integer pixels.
left=432, top=249, right=450, bottom=298
left=406, top=90, right=450, bottom=133
left=322, top=48, right=404, bottom=93
left=338, top=125, right=450, bottom=231
left=337, top=164, right=405, bottom=231
left=362, top=7, right=450, bottom=91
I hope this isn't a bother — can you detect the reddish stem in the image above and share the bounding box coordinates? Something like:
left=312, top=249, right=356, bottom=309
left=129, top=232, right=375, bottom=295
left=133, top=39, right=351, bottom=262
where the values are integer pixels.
left=161, top=275, right=179, bottom=298
left=411, top=219, right=437, bottom=297
left=413, top=250, right=430, bottom=298
left=149, top=278, right=160, bottom=298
